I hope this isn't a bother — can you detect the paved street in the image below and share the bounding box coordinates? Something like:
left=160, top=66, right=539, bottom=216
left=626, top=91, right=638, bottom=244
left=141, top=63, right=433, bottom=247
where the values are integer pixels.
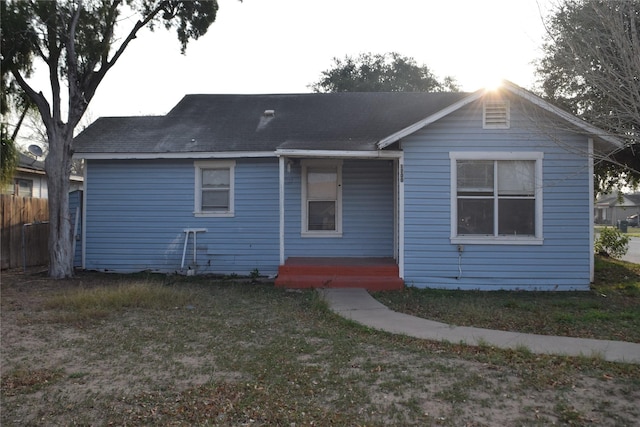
left=621, top=236, right=640, bottom=264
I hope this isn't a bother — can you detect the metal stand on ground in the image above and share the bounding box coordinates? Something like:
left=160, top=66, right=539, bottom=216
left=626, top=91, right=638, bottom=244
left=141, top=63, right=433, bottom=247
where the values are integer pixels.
left=181, top=228, right=207, bottom=273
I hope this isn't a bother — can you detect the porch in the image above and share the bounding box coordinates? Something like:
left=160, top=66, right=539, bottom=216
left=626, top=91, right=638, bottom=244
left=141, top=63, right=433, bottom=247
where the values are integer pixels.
left=274, top=257, right=404, bottom=291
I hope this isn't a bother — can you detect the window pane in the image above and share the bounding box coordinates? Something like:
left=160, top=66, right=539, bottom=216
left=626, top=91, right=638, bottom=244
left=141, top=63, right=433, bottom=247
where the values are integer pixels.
left=498, top=161, right=534, bottom=196
left=308, top=169, right=337, bottom=199
left=457, top=161, right=494, bottom=194
left=202, top=169, right=229, bottom=188
left=16, top=179, right=33, bottom=197
left=457, top=199, right=493, bottom=235
left=308, top=201, right=336, bottom=231
left=498, top=199, right=535, bottom=235
left=202, top=190, right=229, bottom=211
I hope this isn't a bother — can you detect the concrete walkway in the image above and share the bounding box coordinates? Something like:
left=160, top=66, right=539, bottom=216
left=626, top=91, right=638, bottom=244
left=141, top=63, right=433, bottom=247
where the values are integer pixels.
left=318, top=288, right=640, bottom=364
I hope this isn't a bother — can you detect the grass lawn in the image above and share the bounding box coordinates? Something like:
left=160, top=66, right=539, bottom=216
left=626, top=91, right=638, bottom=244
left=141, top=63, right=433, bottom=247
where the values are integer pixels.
left=1, top=263, right=639, bottom=426
left=374, top=256, right=640, bottom=343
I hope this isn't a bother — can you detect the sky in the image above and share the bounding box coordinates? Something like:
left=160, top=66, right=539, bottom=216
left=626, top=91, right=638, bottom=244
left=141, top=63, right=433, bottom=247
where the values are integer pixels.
left=33, top=0, right=556, bottom=121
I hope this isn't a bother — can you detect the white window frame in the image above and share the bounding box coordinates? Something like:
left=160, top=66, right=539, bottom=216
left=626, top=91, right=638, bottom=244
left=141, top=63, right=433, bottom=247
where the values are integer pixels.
left=483, top=100, right=510, bottom=129
left=15, top=178, right=33, bottom=197
left=450, top=152, right=543, bottom=245
left=194, top=160, right=235, bottom=217
left=301, top=159, right=343, bottom=237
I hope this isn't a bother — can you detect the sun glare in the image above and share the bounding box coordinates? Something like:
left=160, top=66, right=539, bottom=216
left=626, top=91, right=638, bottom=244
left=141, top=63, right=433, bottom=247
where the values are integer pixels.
left=482, top=77, right=504, bottom=91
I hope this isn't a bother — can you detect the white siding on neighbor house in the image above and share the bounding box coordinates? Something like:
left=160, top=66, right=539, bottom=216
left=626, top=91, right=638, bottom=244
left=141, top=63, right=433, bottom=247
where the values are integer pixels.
left=402, top=97, right=593, bottom=290
left=83, top=158, right=280, bottom=275
left=9, top=172, right=48, bottom=198
left=283, top=159, right=396, bottom=258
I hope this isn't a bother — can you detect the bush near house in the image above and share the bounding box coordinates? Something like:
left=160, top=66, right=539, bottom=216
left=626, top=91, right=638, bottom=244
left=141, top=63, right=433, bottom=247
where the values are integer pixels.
left=595, top=227, right=630, bottom=259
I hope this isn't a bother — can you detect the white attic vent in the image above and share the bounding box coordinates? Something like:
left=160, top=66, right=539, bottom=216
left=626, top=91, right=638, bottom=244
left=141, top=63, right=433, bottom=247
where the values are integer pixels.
left=263, top=109, right=275, bottom=117
left=483, top=100, right=510, bottom=129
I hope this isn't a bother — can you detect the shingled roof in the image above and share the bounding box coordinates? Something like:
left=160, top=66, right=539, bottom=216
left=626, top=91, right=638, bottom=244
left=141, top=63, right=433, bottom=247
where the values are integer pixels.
left=73, top=92, right=471, bottom=155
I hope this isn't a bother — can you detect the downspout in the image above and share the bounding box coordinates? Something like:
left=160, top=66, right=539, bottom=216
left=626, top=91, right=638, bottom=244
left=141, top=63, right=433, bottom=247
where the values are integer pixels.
left=588, top=138, right=595, bottom=283
left=82, top=163, right=88, bottom=269
left=398, top=154, right=405, bottom=279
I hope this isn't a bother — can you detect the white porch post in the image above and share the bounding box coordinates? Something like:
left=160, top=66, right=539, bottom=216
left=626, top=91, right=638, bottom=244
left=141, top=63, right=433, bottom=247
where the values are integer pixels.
left=279, top=156, right=285, bottom=265
left=398, top=154, right=405, bottom=279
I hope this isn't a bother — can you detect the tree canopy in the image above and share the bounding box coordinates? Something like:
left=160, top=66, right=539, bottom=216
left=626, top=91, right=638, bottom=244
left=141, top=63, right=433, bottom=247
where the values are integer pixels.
left=0, top=0, right=220, bottom=278
left=0, top=129, right=18, bottom=187
left=536, top=0, right=640, bottom=194
left=310, top=52, right=459, bottom=93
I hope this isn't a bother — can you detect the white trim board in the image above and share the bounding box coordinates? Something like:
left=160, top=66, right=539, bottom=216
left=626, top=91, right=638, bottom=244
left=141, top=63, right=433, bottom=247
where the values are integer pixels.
left=74, top=151, right=276, bottom=160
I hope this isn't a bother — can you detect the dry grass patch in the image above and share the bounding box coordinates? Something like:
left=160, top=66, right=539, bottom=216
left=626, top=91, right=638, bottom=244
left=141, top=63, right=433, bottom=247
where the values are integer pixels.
left=1, top=368, right=63, bottom=396
left=41, top=281, right=194, bottom=324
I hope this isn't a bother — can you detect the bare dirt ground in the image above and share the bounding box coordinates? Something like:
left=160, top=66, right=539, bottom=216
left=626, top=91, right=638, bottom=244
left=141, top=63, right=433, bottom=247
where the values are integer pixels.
left=1, top=269, right=639, bottom=426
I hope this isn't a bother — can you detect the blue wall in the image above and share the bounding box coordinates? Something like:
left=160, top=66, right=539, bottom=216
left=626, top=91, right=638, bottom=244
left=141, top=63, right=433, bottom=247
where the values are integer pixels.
left=283, top=159, right=395, bottom=258
left=402, top=97, right=592, bottom=290
left=84, top=158, right=280, bottom=275
left=83, top=157, right=396, bottom=275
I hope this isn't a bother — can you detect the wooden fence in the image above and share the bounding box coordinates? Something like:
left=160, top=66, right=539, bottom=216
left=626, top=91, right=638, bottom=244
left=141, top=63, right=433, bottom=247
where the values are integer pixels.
left=1, top=195, right=49, bottom=270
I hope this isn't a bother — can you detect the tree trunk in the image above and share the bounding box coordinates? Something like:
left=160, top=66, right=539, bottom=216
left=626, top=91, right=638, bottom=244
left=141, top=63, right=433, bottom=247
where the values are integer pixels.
left=45, top=127, right=74, bottom=279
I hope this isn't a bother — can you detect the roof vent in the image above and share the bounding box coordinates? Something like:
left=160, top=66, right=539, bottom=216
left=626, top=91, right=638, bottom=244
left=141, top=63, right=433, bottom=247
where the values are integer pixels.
left=263, top=109, right=275, bottom=117
left=483, top=100, right=510, bottom=129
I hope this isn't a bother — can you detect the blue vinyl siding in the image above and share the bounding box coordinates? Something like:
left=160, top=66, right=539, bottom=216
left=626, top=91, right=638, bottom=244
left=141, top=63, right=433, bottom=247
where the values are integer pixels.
left=402, top=97, right=592, bottom=290
left=84, top=158, right=280, bottom=275
left=283, top=159, right=395, bottom=258
left=84, top=157, right=395, bottom=275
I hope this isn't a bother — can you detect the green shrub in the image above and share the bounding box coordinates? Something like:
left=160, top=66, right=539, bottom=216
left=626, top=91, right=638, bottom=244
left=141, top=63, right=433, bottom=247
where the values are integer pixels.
left=594, top=227, right=629, bottom=259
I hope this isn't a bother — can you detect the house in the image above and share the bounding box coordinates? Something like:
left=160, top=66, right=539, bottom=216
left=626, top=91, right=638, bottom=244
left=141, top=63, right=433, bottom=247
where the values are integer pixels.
left=595, top=193, right=640, bottom=226
left=4, top=153, right=48, bottom=197
left=2, top=152, right=84, bottom=198
left=73, top=81, right=622, bottom=291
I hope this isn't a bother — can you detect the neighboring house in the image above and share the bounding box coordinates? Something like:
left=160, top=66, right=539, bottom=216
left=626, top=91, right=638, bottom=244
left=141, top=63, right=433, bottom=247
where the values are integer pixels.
left=73, top=81, right=622, bottom=291
left=4, top=153, right=48, bottom=198
left=2, top=152, right=84, bottom=198
left=594, top=193, right=640, bottom=225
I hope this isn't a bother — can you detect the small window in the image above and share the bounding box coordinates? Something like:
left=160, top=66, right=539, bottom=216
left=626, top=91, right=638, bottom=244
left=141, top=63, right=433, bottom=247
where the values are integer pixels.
left=194, top=161, right=235, bottom=217
left=302, top=160, right=342, bottom=237
left=483, top=100, right=510, bottom=129
left=451, top=152, right=542, bottom=244
left=15, top=179, right=33, bottom=197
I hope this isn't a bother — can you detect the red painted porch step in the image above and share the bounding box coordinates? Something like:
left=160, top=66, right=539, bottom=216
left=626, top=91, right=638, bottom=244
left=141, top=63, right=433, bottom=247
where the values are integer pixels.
left=275, top=257, right=404, bottom=291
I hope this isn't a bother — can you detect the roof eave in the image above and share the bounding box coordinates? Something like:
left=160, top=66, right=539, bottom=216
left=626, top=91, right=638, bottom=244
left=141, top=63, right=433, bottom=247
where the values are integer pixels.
left=275, top=149, right=402, bottom=159
left=376, top=81, right=625, bottom=151
left=74, top=151, right=277, bottom=160
left=15, top=166, right=46, bottom=175
left=500, top=81, right=625, bottom=150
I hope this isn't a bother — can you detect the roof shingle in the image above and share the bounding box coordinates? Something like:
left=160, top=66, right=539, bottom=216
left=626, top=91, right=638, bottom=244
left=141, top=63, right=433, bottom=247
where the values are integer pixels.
left=73, top=92, right=470, bottom=154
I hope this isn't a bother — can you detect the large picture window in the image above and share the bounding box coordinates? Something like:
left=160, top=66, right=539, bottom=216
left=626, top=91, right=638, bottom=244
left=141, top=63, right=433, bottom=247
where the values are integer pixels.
left=451, top=153, right=542, bottom=244
left=194, top=160, right=235, bottom=217
left=302, top=160, right=342, bottom=237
